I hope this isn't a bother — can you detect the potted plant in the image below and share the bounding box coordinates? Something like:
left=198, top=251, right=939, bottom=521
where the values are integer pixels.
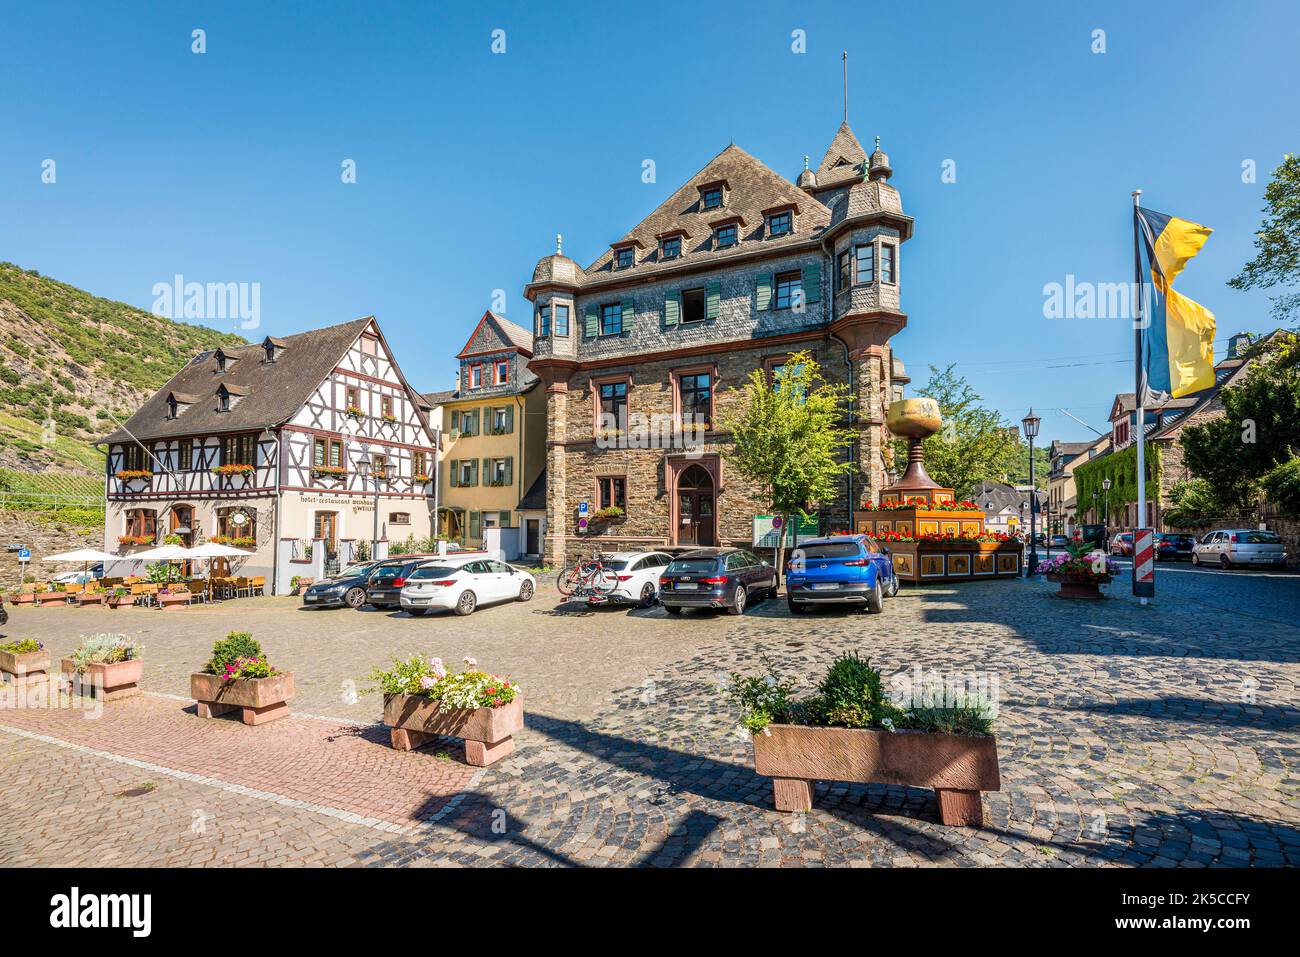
left=8, top=587, right=36, bottom=606
left=114, top=469, right=151, bottom=481
left=61, top=634, right=144, bottom=701
left=345, top=404, right=365, bottom=420
left=104, top=585, right=130, bottom=608
left=1036, top=540, right=1117, bottom=599
left=156, top=585, right=191, bottom=610
left=33, top=583, right=65, bottom=607
left=76, top=585, right=105, bottom=606
left=118, top=534, right=154, bottom=546
left=289, top=575, right=314, bottom=595
left=727, top=654, right=1000, bottom=827
left=590, top=505, right=626, bottom=525
left=367, top=655, right=523, bottom=766
left=190, top=632, right=293, bottom=726
left=0, top=638, right=50, bottom=686
left=310, top=464, right=347, bottom=479
left=211, top=463, right=255, bottom=477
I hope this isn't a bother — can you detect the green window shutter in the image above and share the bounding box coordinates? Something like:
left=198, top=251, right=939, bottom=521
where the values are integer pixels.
left=449, top=459, right=459, bottom=487
left=664, top=291, right=680, bottom=327
left=483, top=406, right=492, bottom=433
left=705, top=280, right=721, bottom=320
left=584, top=304, right=598, bottom=338
left=482, top=457, right=491, bottom=485
left=755, top=273, right=773, bottom=311
left=803, top=261, right=822, bottom=303
left=504, top=404, right=514, bottom=433
left=469, top=510, right=481, bottom=539
left=470, top=459, right=479, bottom=486
left=499, top=510, right=511, bottom=527
left=504, top=456, right=513, bottom=486
left=620, top=298, right=634, bottom=333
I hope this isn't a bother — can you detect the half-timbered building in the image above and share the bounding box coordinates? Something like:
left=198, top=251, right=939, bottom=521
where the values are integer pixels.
left=101, top=316, right=438, bottom=589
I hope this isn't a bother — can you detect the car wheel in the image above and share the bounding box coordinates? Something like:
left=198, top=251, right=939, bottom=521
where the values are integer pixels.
left=787, top=596, right=808, bottom=614
left=1219, top=555, right=1232, bottom=570
left=407, top=608, right=427, bottom=617
left=1191, top=552, right=1200, bottom=566
left=728, top=586, right=747, bottom=616
left=517, top=580, right=535, bottom=602
left=638, top=583, right=656, bottom=608
left=455, top=590, right=477, bottom=616
left=663, top=605, right=683, bottom=616
left=345, top=587, right=366, bottom=609
left=865, top=579, right=884, bottom=614
left=883, top=574, right=899, bottom=598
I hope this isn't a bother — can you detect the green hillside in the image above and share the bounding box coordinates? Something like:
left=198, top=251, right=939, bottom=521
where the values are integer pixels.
left=0, top=262, right=247, bottom=474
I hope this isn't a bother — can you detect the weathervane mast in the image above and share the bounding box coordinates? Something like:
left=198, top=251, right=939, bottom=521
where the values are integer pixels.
left=842, top=51, right=848, bottom=123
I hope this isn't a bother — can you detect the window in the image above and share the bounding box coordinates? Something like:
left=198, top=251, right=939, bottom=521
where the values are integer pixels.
left=265, top=343, right=276, bottom=363
left=122, top=444, right=147, bottom=472
left=125, top=508, right=157, bottom=539
left=459, top=409, right=476, bottom=434
left=598, top=381, right=628, bottom=430
left=389, top=512, right=411, bottom=525
left=493, top=407, right=509, bottom=432
left=774, top=271, right=803, bottom=309
left=216, top=506, right=256, bottom=543
left=767, top=211, right=792, bottom=237
left=701, top=186, right=723, bottom=209
left=555, top=304, right=570, bottom=336
left=678, top=372, right=712, bottom=429
left=345, top=385, right=360, bottom=409
left=600, top=303, right=623, bottom=336
left=218, top=390, right=231, bottom=413
left=313, top=437, right=343, bottom=468
left=215, top=352, right=227, bottom=374
left=714, top=223, right=738, bottom=248
left=468, top=364, right=482, bottom=388
left=681, top=288, right=705, bottom=323
left=660, top=236, right=681, bottom=260
left=381, top=395, right=394, bottom=418
left=412, top=451, right=427, bottom=477
left=459, top=460, right=475, bottom=485
left=371, top=453, right=388, bottom=480
left=495, top=359, right=509, bottom=385
left=854, top=244, right=874, bottom=284
left=881, top=244, right=896, bottom=284
left=167, top=395, right=179, bottom=419
left=615, top=246, right=635, bottom=269
left=177, top=439, right=192, bottom=470
left=770, top=359, right=807, bottom=400
left=537, top=304, right=551, bottom=336
left=491, top=458, right=508, bottom=485
left=837, top=250, right=851, bottom=290
left=221, top=434, right=255, bottom=467
left=598, top=476, right=626, bottom=510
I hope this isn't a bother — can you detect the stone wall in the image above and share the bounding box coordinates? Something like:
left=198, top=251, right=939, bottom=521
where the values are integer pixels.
left=0, top=509, right=98, bottom=587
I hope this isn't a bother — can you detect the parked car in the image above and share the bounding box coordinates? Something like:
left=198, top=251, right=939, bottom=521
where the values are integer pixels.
left=784, top=534, right=896, bottom=614
left=1109, top=532, right=1134, bottom=556
left=1155, top=533, right=1197, bottom=562
left=49, top=567, right=103, bottom=586
left=1192, top=529, right=1288, bottom=569
left=399, top=558, right=535, bottom=616
left=587, top=551, right=673, bottom=607
left=366, top=556, right=448, bottom=610
left=1048, top=535, right=1072, bottom=549
left=1078, top=524, right=1108, bottom=550
left=658, top=548, right=777, bottom=616
left=301, top=560, right=385, bottom=608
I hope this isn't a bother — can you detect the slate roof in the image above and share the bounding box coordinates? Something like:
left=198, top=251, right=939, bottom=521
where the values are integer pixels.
left=580, top=144, right=834, bottom=283
left=101, top=317, right=374, bottom=444
left=421, top=389, right=456, bottom=406
left=517, top=469, right=546, bottom=511
left=457, top=311, right=535, bottom=359
left=970, top=480, right=1046, bottom=514
left=812, top=121, right=870, bottom=190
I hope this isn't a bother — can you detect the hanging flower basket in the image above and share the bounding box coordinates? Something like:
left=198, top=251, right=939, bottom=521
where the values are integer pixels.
left=211, top=463, right=255, bottom=476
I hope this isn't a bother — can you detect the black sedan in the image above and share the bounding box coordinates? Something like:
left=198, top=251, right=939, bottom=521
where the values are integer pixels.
left=1156, top=533, right=1197, bottom=561
left=301, top=561, right=384, bottom=609
left=658, top=548, right=777, bottom=616
left=366, top=557, right=443, bottom=610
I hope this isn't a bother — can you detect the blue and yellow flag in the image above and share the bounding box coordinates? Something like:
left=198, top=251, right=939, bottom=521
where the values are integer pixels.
left=1135, top=206, right=1216, bottom=400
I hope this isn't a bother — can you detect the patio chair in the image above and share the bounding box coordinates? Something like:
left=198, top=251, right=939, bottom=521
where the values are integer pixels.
left=129, top=583, right=151, bottom=607
left=249, top=575, right=266, bottom=597
left=232, top=576, right=251, bottom=598
left=186, top=580, right=208, bottom=604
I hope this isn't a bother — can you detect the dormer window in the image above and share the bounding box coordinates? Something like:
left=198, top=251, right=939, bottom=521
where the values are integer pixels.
left=216, top=383, right=247, bottom=413
left=218, top=390, right=231, bottom=413
left=167, top=395, right=178, bottom=419
left=767, top=211, right=792, bottom=237
left=701, top=186, right=724, bottom=209
left=537, top=304, right=551, bottom=337
left=714, top=223, right=738, bottom=249
left=215, top=349, right=229, bottom=374
left=660, top=236, right=681, bottom=260
left=615, top=247, right=635, bottom=269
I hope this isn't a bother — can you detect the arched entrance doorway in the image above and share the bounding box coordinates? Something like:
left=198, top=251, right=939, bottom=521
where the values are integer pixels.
left=677, top=464, right=715, bottom=546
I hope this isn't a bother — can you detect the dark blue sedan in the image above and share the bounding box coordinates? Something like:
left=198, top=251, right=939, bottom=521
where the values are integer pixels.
left=785, top=534, right=898, bottom=614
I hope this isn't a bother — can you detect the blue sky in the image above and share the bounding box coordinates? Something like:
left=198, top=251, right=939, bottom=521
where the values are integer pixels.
left=2, top=0, right=1295, bottom=442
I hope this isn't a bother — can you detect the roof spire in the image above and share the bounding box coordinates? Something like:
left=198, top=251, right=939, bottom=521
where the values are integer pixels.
left=842, top=51, right=848, bottom=123
left=875, top=135, right=881, bottom=151
left=555, top=233, right=563, bottom=256
left=803, top=154, right=809, bottom=171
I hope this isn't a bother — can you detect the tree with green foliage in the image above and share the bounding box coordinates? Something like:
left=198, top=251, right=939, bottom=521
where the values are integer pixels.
left=1229, top=154, right=1300, bottom=324
left=893, top=365, right=1020, bottom=497
left=719, top=351, right=854, bottom=576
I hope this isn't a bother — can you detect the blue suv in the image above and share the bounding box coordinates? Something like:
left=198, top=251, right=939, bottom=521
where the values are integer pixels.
left=785, top=534, right=898, bottom=614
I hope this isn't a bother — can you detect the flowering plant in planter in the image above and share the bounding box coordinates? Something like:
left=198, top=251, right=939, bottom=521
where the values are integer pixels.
left=114, top=469, right=152, bottom=480
left=367, top=654, right=519, bottom=709
left=345, top=404, right=365, bottom=419
left=118, top=534, right=153, bottom=546
left=211, top=463, right=255, bottom=476
left=413, top=473, right=432, bottom=483
left=382, top=412, right=398, bottom=424
left=1036, top=551, right=1117, bottom=584
left=221, top=655, right=279, bottom=682
left=193, top=632, right=292, bottom=725
left=311, top=464, right=347, bottom=477
left=0, top=638, right=43, bottom=655
left=590, top=506, right=625, bottom=523
left=68, top=634, right=142, bottom=675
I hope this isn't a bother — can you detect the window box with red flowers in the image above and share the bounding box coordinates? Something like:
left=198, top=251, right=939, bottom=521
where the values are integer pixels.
left=118, top=534, right=154, bottom=547
left=211, top=463, right=255, bottom=476
left=210, top=535, right=257, bottom=548
left=114, top=469, right=152, bottom=481
left=413, top=473, right=432, bottom=484
left=310, top=464, right=347, bottom=479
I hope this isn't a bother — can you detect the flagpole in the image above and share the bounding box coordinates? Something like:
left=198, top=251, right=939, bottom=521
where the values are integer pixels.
left=1132, top=188, right=1150, bottom=606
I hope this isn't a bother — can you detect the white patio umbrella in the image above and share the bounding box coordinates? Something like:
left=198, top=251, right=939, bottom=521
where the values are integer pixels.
left=41, top=548, right=120, bottom=585
left=183, top=543, right=256, bottom=599
left=127, top=544, right=194, bottom=585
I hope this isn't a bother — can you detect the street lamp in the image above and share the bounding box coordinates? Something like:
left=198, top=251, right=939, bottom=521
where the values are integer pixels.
left=1022, top=408, right=1041, bottom=575
left=356, top=456, right=386, bottom=560
left=1102, top=477, right=1112, bottom=537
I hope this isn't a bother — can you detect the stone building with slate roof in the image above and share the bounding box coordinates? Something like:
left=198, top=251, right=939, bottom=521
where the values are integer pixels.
left=424, top=311, right=546, bottom=553
left=101, top=317, right=440, bottom=589
left=524, top=122, right=913, bottom=564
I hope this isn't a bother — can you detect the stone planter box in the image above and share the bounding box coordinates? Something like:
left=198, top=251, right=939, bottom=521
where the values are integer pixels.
left=156, top=591, right=191, bottom=610
left=61, top=657, right=143, bottom=701
left=383, top=693, right=524, bottom=766
left=76, top=592, right=105, bottom=607
left=33, top=592, right=67, bottom=607
left=9, top=593, right=35, bottom=606
left=292, top=579, right=314, bottom=595
left=104, top=594, right=130, bottom=609
left=1049, top=578, right=1106, bottom=600
left=191, top=672, right=294, bottom=726
left=752, top=723, right=1001, bottom=827
left=0, top=649, right=50, bottom=686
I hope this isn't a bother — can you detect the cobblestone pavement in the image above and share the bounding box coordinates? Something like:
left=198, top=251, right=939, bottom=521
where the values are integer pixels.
left=2, top=573, right=1298, bottom=867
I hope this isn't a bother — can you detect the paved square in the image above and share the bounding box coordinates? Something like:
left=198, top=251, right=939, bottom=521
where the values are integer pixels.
left=2, top=566, right=1297, bottom=867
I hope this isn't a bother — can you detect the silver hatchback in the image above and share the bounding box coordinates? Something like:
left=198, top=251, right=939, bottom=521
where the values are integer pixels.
left=1192, top=529, right=1288, bottom=569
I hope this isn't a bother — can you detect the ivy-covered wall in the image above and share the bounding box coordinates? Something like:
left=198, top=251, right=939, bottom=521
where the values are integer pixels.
left=1073, top=442, right=1162, bottom=520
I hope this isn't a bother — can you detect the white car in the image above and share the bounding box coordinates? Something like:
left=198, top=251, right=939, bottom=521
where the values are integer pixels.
left=399, top=557, right=535, bottom=616
left=587, top=551, right=673, bottom=607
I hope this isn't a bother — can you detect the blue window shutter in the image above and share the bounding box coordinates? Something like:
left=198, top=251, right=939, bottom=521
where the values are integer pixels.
left=755, top=273, right=773, bottom=311
left=803, top=261, right=822, bottom=303
left=664, top=291, right=680, bottom=326
left=584, top=304, right=598, bottom=338
left=705, top=280, right=721, bottom=320
left=620, top=298, right=634, bottom=333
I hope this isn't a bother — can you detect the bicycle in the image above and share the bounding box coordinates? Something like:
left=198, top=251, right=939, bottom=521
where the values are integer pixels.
left=556, top=549, right=618, bottom=599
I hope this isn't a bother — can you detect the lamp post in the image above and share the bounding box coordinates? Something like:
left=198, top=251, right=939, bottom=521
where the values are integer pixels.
left=356, top=456, right=385, bottom=561
left=1022, top=409, right=1041, bottom=575
left=1102, top=477, right=1112, bottom=538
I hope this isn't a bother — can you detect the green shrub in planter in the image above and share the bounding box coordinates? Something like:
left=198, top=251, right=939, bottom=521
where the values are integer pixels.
left=204, top=632, right=263, bottom=675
